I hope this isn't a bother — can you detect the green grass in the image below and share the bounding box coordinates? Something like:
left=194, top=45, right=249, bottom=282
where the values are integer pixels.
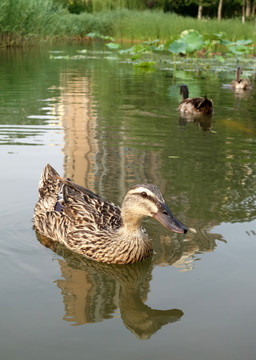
left=110, top=10, right=256, bottom=43
left=0, top=0, right=256, bottom=47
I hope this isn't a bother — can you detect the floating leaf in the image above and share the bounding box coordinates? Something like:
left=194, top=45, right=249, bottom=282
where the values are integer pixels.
left=49, top=55, right=70, bottom=60
left=134, top=61, right=155, bottom=68
left=131, top=53, right=143, bottom=60
left=152, top=44, right=164, bottom=51
left=119, top=48, right=130, bottom=55
left=106, top=42, right=120, bottom=50
left=228, top=45, right=249, bottom=55
left=86, top=32, right=114, bottom=42
left=86, top=32, right=99, bottom=38
left=143, top=39, right=159, bottom=46
left=215, top=55, right=225, bottom=63
left=78, top=49, right=87, bottom=54
left=235, top=39, right=252, bottom=45
left=168, top=155, right=180, bottom=159
left=131, top=44, right=148, bottom=53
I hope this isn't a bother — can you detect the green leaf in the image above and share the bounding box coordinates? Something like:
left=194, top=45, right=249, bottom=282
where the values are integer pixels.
left=78, top=49, right=88, bottom=54
left=131, top=53, right=142, bottom=60
left=86, top=32, right=99, bottom=38
left=234, top=39, right=252, bottom=45
left=134, top=61, right=156, bottom=68
left=215, top=55, right=225, bottom=63
left=119, top=49, right=130, bottom=55
left=228, top=45, right=249, bottom=55
left=180, top=31, right=204, bottom=53
left=106, top=42, right=120, bottom=50
left=132, top=44, right=147, bottom=53
left=86, top=32, right=114, bottom=42
left=168, top=39, right=187, bottom=55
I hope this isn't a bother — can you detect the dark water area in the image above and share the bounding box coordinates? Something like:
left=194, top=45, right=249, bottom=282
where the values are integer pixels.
left=1, top=43, right=256, bottom=360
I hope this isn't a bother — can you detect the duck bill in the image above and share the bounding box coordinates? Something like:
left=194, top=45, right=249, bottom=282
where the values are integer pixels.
left=153, top=203, right=187, bottom=234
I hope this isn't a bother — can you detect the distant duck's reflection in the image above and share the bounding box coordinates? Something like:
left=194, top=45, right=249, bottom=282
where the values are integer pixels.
left=36, top=233, right=184, bottom=340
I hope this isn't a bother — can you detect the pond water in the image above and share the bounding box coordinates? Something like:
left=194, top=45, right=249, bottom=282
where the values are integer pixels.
left=1, top=43, right=256, bottom=360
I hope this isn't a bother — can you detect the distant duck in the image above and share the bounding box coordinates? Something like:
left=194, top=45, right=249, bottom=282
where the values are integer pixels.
left=178, top=84, right=213, bottom=115
left=34, top=164, right=187, bottom=264
left=230, top=67, right=251, bottom=90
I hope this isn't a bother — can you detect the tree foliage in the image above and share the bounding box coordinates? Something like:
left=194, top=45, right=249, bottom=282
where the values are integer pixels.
left=53, top=0, right=255, bottom=19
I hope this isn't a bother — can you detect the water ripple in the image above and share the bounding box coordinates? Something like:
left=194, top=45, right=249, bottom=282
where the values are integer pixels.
left=0, top=124, right=63, bottom=146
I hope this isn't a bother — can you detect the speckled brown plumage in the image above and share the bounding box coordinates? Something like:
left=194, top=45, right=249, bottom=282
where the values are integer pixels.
left=230, top=66, right=251, bottom=90
left=34, top=164, right=187, bottom=264
left=178, top=84, right=213, bottom=115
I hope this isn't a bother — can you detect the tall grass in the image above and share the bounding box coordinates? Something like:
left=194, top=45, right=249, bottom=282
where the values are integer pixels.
left=0, top=0, right=256, bottom=47
left=0, top=0, right=66, bottom=45
left=109, top=9, right=256, bottom=43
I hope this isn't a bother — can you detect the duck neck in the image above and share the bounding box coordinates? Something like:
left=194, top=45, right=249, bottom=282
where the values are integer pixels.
left=236, top=68, right=241, bottom=81
left=120, top=209, right=144, bottom=233
left=182, top=87, right=189, bottom=100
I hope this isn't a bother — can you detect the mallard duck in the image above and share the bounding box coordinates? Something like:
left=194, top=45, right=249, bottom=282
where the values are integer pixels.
left=230, top=66, right=251, bottom=90
left=34, top=164, right=187, bottom=264
left=178, top=84, right=213, bottom=115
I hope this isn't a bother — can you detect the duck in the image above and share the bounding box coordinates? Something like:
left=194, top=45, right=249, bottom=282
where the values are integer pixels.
left=230, top=66, right=251, bottom=90
left=34, top=164, right=187, bottom=264
left=178, top=84, right=213, bottom=115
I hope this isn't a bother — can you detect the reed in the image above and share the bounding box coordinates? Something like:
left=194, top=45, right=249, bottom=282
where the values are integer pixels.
left=109, top=9, right=256, bottom=42
left=0, top=0, right=255, bottom=47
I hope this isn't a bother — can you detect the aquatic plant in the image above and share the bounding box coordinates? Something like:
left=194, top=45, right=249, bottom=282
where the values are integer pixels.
left=86, top=32, right=114, bottom=42
left=166, top=29, right=255, bottom=59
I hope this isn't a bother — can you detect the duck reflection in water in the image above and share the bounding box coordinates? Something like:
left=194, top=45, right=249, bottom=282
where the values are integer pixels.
left=36, top=233, right=184, bottom=340
left=179, top=113, right=213, bottom=132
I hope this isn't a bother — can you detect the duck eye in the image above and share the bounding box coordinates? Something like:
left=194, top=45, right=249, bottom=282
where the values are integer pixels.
left=141, top=192, right=147, bottom=198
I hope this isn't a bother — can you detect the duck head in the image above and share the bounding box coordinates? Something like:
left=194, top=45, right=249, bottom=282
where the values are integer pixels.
left=121, top=184, right=187, bottom=234
left=179, top=84, right=189, bottom=100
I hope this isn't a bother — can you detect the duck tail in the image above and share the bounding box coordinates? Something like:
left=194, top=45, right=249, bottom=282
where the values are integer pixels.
left=37, top=164, right=62, bottom=211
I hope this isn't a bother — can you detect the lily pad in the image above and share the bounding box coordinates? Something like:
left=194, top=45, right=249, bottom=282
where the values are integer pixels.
left=234, top=39, right=252, bottom=45
left=215, top=55, right=225, bottom=63
left=106, top=42, right=120, bottom=50
left=134, top=61, right=156, bottom=68
left=228, top=45, right=250, bottom=55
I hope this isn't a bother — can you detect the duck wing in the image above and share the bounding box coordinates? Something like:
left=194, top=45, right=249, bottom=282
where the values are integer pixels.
left=178, top=96, right=202, bottom=109
left=61, top=179, right=122, bottom=231
left=196, top=96, right=213, bottom=111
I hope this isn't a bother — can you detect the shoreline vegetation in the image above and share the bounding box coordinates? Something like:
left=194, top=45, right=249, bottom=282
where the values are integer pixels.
left=1, top=0, right=256, bottom=55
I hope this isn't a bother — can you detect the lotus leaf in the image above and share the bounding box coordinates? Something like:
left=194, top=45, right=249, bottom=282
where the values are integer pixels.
left=168, top=40, right=187, bottom=55
left=106, top=43, right=120, bottom=49
left=181, top=31, right=204, bottom=53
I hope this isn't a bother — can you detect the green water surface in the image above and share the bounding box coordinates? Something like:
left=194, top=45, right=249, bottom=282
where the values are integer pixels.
left=1, top=43, right=256, bottom=360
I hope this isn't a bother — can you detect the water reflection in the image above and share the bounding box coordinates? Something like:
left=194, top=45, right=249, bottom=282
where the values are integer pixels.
left=51, top=73, right=99, bottom=190
left=36, top=233, right=184, bottom=340
left=179, top=113, right=213, bottom=132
